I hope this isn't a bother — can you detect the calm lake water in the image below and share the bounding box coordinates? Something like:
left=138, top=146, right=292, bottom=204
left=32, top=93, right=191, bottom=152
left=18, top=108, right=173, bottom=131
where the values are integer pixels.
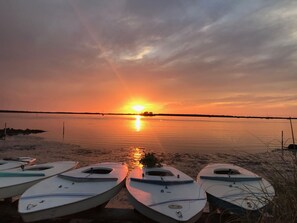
left=0, top=113, right=296, bottom=153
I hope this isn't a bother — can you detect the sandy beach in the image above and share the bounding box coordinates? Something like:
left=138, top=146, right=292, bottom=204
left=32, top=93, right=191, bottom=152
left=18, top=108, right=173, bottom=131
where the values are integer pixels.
left=0, top=135, right=294, bottom=223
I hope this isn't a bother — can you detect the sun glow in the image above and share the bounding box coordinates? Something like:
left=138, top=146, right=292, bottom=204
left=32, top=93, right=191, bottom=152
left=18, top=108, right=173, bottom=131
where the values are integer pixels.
left=122, top=100, right=161, bottom=114
left=132, top=105, right=145, bottom=113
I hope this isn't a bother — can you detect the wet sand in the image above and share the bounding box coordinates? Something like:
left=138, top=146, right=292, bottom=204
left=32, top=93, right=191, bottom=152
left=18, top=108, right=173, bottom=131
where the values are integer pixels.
left=0, top=135, right=292, bottom=222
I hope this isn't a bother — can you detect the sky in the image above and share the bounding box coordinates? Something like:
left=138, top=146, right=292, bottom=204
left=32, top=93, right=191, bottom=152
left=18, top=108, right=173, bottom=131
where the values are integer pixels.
left=1, top=0, right=297, bottom=116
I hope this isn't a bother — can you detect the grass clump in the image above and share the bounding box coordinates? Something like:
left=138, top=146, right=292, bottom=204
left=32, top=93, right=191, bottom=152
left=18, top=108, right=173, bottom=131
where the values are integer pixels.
left=140, top=152, right=163, bottom=168
left=265, top=153, right=297, bottom=222
left=242, top=152, right=297, bottom=223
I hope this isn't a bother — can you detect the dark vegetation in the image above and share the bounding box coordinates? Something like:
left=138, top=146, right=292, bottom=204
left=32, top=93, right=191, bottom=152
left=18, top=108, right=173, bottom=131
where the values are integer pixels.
left=140, top=152, right=163, bottom=168
left=0, top=128, right=45, bottom=139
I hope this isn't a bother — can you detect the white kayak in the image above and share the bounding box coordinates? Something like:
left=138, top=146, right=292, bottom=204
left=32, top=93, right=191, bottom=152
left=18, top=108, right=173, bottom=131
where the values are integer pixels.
left=18, top=162, right=128, bottom=222
left=0, top=157, right=36, bottom=171
left=0, top=161, right=78, bottom=199
left=126, top=165, right=207, bottom=223
left=197, top=163, right=275, bottom=215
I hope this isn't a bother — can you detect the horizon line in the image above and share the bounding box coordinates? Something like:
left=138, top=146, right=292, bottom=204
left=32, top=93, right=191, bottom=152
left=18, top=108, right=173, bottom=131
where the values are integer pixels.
left=0, top=109, right=296, bottom=120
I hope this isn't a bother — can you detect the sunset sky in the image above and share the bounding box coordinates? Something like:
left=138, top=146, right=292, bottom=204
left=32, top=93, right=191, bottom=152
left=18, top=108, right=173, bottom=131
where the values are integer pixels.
left=1, top=0, right=297, bottom=116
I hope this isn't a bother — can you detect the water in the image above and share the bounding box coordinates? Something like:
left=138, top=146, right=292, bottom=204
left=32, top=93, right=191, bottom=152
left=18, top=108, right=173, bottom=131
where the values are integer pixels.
left=0, top=113, right=295, bottom=153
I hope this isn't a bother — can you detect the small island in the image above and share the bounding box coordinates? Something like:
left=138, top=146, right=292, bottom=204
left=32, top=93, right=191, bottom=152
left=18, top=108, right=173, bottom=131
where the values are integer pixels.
left=141, top=111, right=155, bottom=116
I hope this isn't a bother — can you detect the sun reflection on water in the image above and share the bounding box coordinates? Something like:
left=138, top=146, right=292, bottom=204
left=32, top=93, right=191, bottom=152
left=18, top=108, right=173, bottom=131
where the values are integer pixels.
left=135, top=115, right=142, bottom=132
left=130, top=147, right=144, bottom=168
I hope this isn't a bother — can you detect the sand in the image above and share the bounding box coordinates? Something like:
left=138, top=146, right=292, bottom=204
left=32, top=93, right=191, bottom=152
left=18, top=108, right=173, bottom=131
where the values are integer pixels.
left=0, top=135, right=294, bottom=222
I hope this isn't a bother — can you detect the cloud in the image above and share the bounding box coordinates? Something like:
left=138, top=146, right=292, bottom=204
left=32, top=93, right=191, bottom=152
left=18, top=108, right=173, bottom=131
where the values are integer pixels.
left=121, top=46, right=154, bottom=61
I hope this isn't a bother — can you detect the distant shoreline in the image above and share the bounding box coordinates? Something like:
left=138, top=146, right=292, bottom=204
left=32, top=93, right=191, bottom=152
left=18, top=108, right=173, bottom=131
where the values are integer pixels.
left=0, top=109, right=296, bottom=120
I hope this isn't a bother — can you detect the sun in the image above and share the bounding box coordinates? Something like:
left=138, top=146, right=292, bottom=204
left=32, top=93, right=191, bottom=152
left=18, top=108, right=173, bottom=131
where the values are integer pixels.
left=121, top=99, right=161, bottom=113
left=132, top=105, right=145, bottom=113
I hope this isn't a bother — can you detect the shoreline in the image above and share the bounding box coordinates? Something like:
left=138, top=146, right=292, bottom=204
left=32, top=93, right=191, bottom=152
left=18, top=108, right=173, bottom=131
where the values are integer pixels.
left=0, top=135, right=294, bottom=222
left=1, top=109, right=296, bottom=120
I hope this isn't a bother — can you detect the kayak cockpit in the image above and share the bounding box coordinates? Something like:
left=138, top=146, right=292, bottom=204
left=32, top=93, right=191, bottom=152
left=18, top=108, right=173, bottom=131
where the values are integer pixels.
left=83, top=167, right=113, bottom=174
left=58, top=166, right=118, bottom=182
left=146, top=169, right=174, bottom=177
left=25, top=166, right=53, bottom=171
left=214, top=168, right=240, bottom=175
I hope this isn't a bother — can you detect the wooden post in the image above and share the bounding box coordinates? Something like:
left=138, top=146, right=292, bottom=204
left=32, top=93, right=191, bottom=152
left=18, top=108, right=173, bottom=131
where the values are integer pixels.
left=289, top=118, right=295, bottom=147
left=281, top=131, right=284, bottom=157
left=289, top=118, right=296, bottom=157
left=4, top=122, right=7, bottom=140
left=62, top=122, right=65, bottom=140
